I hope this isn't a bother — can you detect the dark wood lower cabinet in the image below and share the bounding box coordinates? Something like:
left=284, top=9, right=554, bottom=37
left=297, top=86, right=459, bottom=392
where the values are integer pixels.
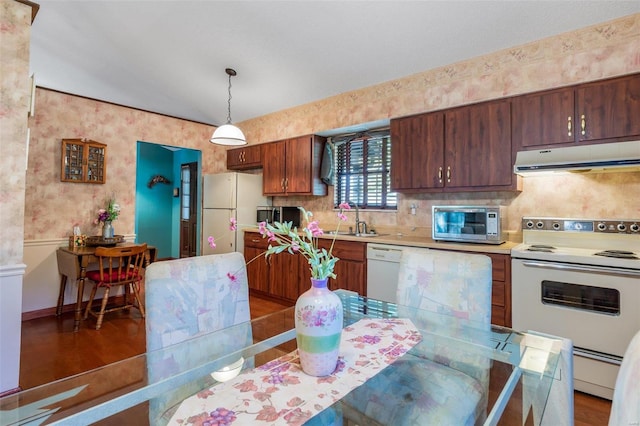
left=244, top=232, right=366, bottom=303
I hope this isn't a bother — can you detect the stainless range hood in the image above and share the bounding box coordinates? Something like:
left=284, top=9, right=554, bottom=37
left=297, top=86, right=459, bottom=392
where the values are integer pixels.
left=514, top=140, right=640, bottom=175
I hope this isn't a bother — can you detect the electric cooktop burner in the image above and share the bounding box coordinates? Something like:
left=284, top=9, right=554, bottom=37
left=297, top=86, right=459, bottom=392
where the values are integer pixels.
left=527, top=244, right=556, bottom=253
left=594, top=250, right=639, bottom=259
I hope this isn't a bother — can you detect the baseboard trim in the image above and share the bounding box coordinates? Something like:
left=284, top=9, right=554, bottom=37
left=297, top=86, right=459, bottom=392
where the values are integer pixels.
left=22, top=295, right=129, bottom=321
left=0, top=386, right=22, bottom=398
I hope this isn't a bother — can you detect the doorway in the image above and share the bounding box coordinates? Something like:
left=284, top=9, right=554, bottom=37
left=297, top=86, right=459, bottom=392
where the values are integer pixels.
left=135, top=142, right=201, bottom=259
left=180, top=162, right=198, bottom=257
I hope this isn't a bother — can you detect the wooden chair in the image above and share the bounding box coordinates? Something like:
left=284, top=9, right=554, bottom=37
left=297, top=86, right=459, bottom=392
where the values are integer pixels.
left=83, top=244, right=147, bottom=330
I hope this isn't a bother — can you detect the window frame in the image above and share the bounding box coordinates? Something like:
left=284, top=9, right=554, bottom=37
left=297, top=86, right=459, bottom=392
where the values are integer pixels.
left=333, top=129, right=396, bottom=210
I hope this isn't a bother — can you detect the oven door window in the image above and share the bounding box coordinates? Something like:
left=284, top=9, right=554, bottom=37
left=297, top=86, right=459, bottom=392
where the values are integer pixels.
left=541, top=280, right=620, bottom=316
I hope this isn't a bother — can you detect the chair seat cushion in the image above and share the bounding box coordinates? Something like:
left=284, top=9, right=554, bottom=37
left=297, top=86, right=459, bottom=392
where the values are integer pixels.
left=86, top=268, right=140, bottom=284
left=341, top=354, right=484, bottom=426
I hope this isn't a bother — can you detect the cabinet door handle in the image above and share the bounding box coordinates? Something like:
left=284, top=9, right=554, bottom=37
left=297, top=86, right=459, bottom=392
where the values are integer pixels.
left=567, top=116, right=572, bottom=137
left=242, top=151, right=246, bottom=162
left=446, top=166, right=451, bottom=183
left=281, top=178, right=285, bottom=190
left=581, top=114, right=586, bottom=136
left=284, top=178, right=289, bottom=190
left=438, top=167, right=443, bottom=183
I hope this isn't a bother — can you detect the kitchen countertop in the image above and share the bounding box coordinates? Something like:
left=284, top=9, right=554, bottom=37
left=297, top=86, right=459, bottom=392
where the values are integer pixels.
left=317, top=233, right=518, bottom=254
left=244, top=228, right=519, bottom=255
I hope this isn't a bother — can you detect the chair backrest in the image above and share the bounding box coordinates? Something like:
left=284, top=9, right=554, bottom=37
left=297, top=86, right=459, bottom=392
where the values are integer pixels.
left=144, top=252, right=252, bottom=425
left=396, top=247, right=493, bottom=423
left=92, top=243, right=147, bottom=285
left=609, top=328, right=640, bottom=426
left=397, top=247, right=493, bottom=324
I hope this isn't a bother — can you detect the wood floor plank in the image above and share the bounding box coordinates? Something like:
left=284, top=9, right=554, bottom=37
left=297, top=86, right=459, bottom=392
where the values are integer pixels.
left=18, top=294, right=611, bottom=424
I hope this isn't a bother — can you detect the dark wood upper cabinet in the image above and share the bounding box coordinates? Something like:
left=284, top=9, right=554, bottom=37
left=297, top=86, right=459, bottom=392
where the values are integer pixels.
left=577, top=74, right=640, bottom=143
left=226, top=144, right=262, bottom=170
left=391, top=99, right=516, bottom=192
left=445, top=100, right=513, bottom=190
left=262, top=135, right=327, bottom=196
left=390, top=112, right=445, bottom=190
left=512, top=88, right=575, bottom=148
left=513, top=73, right=640, bottom=149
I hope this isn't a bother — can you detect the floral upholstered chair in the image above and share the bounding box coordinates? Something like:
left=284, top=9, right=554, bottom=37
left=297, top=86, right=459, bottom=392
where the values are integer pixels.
left=342, top=248, right=493, bottom=425
left=144, top=252, right=252, bottom=425
left=609, top=328, right=640, bottom=426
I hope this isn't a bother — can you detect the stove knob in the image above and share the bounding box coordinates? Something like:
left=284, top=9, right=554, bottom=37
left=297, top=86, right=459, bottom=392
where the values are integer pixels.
left=536, top=221, right=544, bottom=229
left=552, top=222, right=561, bottom=230
left=630, top=223, right=640, bottom=233
left=617, top=223, right=627, bottom=232
left=525, top=220, right=535, bottom=229
left=597, top=222, right=607, bottom=231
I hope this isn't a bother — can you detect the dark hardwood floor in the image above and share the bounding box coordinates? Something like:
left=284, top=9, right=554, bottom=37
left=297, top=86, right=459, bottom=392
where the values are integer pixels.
left=18, top=295, right=611, bottom=425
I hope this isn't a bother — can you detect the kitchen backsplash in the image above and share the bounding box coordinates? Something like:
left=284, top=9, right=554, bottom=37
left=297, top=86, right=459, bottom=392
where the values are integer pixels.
left=278, top=170, right=640, bottom=239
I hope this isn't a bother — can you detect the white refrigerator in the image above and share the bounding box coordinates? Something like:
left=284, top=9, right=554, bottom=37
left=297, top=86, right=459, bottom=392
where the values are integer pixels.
left=202, top=172, right=268, bottom=256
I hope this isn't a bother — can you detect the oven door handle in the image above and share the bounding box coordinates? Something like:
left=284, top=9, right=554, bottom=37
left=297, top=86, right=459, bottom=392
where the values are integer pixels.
left=519, top=260, right=640, bottom=277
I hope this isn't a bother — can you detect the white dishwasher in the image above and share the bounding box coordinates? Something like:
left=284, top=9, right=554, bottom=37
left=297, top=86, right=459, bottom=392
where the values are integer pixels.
left=366, top=243, right=405, bottom=303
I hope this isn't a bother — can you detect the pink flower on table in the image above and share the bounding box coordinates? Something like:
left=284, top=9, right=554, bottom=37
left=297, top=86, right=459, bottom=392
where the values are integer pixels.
left=207, top=236, right=216, bottom=249
left=338, top=202, right=351, bottom=210
left=229, top=217, right=237, bottom=231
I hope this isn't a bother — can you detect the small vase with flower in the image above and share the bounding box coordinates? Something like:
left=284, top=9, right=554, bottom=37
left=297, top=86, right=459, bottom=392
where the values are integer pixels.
left=256, top=204, right=351, bottom=376
left=94, top=198, right=120, bottom=239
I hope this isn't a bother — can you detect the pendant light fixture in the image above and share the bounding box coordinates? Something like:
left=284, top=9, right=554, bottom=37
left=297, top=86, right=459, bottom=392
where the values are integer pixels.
left=210, top=68, right=247, bottom=146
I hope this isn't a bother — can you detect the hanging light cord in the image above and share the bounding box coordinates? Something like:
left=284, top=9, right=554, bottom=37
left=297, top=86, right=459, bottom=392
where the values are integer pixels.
left=226, top=69, right=234, bottom=124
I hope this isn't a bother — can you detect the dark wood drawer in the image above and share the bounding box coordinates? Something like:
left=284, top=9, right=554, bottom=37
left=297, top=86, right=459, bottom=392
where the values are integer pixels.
left=317, top=239, right=366, bottom=262
left=244, top=232, right=269, bottom=249
left=491, top=280, right=505, bottom=307
left=486, top=253, right=506, bottom=282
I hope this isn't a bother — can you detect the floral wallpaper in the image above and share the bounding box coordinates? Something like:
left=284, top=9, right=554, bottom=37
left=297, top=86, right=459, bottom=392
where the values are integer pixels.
left=12, top=12, right=640, bottom=246
left=24, top=89, right=224, bottom=240
left=0, top=0, right=30, bottom=265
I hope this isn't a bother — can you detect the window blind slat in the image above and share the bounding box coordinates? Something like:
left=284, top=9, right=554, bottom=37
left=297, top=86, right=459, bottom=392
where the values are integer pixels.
left=334, top=131, right=396, bottom=209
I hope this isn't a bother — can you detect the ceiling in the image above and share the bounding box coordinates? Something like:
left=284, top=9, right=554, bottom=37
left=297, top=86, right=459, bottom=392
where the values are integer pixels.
left=30, top=1, right=640, bottom=129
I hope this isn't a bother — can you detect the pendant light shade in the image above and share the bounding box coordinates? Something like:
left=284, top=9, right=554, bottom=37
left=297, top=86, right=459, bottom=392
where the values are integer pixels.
left=210, top=68, right=246, bottom=146
left=210, top=124, right=246, bottom=146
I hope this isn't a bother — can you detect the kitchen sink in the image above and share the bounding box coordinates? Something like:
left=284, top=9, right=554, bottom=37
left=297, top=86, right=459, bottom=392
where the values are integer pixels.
left=327, top=231, right=388, bottom=238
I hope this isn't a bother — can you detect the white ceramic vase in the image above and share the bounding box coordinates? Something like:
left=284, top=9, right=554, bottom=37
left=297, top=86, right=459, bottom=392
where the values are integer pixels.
left=295, top=277, right=343, bottom=376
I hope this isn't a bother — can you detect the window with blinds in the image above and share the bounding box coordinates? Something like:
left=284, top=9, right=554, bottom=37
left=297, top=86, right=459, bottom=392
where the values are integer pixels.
left=333, top=130, right=397, bottom=209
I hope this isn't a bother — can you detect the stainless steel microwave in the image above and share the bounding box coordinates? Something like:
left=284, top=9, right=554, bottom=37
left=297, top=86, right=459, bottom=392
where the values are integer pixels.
left=432, top=206, right=504, bottom=244
left=256, top=206, right=301, bottom=227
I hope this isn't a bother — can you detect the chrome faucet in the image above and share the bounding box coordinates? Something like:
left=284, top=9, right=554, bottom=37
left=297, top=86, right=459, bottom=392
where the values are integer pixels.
left=350, top=201, right=368, bottom=235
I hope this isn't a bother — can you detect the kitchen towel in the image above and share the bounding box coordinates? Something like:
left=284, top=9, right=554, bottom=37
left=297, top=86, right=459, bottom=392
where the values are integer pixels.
left=320, top=141, right=334, bottom=186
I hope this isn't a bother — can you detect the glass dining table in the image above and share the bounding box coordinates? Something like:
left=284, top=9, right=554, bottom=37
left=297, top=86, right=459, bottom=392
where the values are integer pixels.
left=0, top=291, right=565, bottom=425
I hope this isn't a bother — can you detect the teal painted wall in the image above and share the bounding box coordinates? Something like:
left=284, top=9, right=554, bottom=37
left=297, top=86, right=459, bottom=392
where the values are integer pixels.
left=135, top=142, right=201, bottom=259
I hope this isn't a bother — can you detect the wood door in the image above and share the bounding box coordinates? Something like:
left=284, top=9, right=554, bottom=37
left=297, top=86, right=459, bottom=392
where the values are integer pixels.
left=245, top=246, right=269, bottom=293
left=284, top=136, right=313, bottom=194
left=262, top=141, right=287, bottom=195
left=445, top=100, right=512, bottom=189
left=269, top=251, right=300, bottom=301
left=511, top=87, right=575, bottom=149
left=227, top=145, right=262, bottom=170
left=390, top=112, right=445, bottom=190
left=577, top=74, right=640, bottom=143
left=179, top=162, right=198, bottom=258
